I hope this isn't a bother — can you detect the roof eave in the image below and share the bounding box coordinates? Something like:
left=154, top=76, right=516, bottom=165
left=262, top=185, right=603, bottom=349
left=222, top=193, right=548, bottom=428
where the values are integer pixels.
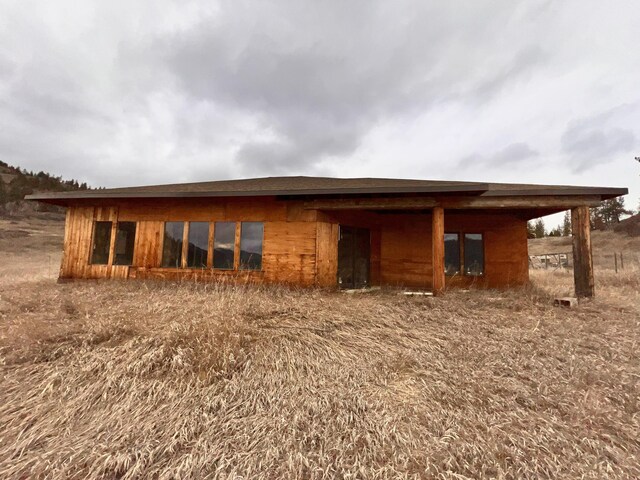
left=24, top=183, right=491, bottom=202
left=483, top=187, right=629, bottom=199
left=23, top=185, right=629, bottom=204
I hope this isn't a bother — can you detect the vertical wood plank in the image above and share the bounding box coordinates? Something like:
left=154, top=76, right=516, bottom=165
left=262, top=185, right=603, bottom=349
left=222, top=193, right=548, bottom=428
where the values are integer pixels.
left=432, top=207, right=445, bottom=294
left=207, top=222, right=214, bottom=268
left=314, top=221, right=323, bottom=285
left=234, top=222, right=241, bottom=270
left=314, top=222, right=339, bottom=287
left=78, top=207, right=94, bottom=278
left=369, top=228, right=381, bottom=286
left=106, top=207, right=119, bottom=278
left=571, top=205, right=595, bottom=298
left=72, top=207, right=83, bottom=277
left=181, top=222, right=189, bottom=268
left=106, top=222, right=117, bottom=277
left=155, top=222, right=164, bottom=268
left=59, top=208, right=72, bottom=277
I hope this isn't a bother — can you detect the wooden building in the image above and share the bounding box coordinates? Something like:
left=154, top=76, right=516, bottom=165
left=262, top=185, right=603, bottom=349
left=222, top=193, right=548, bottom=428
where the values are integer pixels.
left=27, top=177, right=627, bottom=297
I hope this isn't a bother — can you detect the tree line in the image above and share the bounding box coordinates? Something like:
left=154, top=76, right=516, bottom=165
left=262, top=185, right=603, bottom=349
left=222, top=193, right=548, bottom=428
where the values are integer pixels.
left=0, top=160, right=90, bottom=206
left=527, top=197, right=633, bottom=238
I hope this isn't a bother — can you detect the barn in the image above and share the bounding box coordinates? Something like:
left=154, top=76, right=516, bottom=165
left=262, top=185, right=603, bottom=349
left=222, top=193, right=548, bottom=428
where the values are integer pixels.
left=26, top=176, right=627, bottom=297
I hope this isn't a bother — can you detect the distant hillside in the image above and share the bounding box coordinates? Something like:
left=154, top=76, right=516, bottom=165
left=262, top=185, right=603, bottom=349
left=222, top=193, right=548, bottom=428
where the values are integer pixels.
left=614, top=213, right=640, bottom=237
left=0, top=160, right=90, bottom=208
left=528, top=229, right=640, bottom=269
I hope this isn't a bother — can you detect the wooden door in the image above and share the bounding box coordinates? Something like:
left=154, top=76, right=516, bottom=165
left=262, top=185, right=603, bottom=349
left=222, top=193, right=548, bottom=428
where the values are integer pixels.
left=338, top=226, right=370, bottom=289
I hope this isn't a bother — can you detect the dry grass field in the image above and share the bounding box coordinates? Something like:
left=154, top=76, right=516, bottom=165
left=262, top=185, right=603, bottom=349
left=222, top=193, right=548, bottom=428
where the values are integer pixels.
left=1, top=214, right=639, bottom=479
left=528, top=230, right=640, bottom=270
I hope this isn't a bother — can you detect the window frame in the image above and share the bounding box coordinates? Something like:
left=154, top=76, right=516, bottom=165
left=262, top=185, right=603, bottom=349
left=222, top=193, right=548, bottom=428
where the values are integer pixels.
left=186, top=221, right=210, bottom=269
left=157, top=220, right=266, bottom=272
left=161, top=221, right=186, bottom=269
left=463, top=232, right=485, bottom=277
left=443, top=231, right=485, bottom=277
left=113, top=221, right=137, bottom=266
left=212, top=221, right=238, bottom=270
left=239, top=221, right=264, bottom=271
left=444, top=232, right=461, bottom=276
left=90, top=221, right=113, bottom=265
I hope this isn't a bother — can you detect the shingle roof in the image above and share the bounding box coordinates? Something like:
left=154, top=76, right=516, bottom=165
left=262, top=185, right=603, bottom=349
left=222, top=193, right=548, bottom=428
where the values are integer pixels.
left=25, top=175, right=628, bottom=203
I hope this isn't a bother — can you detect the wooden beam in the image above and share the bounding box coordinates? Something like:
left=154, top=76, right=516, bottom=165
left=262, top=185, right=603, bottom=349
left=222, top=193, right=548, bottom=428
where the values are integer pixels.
left=571, top=206, right=595, bottom=298
left=432, top=207, right=445, bottom=294
left=304, top=195, right=602, bottom=211
left=441, top=195, right=603, bottom=209
left=304, top=197, right=438, bottom=210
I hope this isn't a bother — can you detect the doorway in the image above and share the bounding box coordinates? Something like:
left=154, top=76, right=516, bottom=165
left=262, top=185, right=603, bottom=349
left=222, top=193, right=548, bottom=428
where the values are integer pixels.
left=337, top=226, right=370, bottom=289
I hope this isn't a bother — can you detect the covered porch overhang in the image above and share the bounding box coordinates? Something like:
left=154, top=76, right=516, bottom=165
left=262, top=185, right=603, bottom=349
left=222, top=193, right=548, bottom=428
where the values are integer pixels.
left=304, top=194, right=604, bottom=298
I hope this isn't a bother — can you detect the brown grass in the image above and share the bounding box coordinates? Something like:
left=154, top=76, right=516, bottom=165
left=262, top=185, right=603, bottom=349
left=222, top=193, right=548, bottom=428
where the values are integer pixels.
left=1, top=215, right=639, bottom=479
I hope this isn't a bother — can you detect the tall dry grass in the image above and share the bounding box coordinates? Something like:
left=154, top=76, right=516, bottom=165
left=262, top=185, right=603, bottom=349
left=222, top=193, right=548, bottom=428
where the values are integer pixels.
left=530, top=266, right=640, bottom=316
left=1, top=275, right=639, bottom=479
left=1, top=214, right=639, bottom=478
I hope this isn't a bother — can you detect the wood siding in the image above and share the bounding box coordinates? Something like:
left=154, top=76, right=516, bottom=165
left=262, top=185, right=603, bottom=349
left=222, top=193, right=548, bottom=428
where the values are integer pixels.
left=60, top=198, right=320, bottom=285
left=379, top=215, right=432, bottom=289
left=444, top=212, right=529, bottom=289
left=59, top=197, right=529, bottom=289
left=315, top=222, right=339, bottom=287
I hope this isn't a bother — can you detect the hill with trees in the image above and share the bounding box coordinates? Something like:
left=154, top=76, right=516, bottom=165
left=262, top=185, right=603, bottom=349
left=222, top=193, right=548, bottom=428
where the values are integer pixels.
left=528, top=197, right=636, bottom=239
left=0, top=161, right=91, bottom=212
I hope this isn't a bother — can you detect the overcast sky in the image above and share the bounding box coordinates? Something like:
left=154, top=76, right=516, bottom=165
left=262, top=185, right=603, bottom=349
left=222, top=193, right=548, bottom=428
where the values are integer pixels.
left=1, top=1, right=638, bottom=218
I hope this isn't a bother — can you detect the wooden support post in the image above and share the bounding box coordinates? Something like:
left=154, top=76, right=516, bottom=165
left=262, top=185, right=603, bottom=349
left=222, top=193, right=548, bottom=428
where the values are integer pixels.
left=432, top=207, right=445, bottom=294
left=571, top=206, right=595, bottom=298
left=181, top=222, right=189, bottom=268
left=614, top=253, right=618, bottom=273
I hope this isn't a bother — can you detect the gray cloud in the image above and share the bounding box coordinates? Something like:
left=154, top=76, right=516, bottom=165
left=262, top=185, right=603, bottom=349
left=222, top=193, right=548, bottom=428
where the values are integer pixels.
left=459, top=142, right=539, bottom=170
left=154, top=1, right=549, bottom=175
left=0, top=0, right=637, bottom=215
left=491, top=142, right=539, bottom=166
left=561, top=104, right=638, bottom=172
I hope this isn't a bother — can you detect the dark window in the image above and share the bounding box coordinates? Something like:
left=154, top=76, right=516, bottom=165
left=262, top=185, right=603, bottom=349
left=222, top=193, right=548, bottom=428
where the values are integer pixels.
left=240, top=222, right=263, bottom=270
left=213, top=222, right=236, bottom=269
left=187, top=222, right=209, bottom=268
left=444, top=233, right=460, bottom=275
left=113, top=222, right=136, bottom=266
left=464, top=233, right=484, bottom=276
left=91, top=221, right=112, bottom=265
left=162, top=222, right=184, bottom=268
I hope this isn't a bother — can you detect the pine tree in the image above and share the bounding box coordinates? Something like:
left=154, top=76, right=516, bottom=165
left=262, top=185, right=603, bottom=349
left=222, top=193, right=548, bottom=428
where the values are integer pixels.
left=591, top=198, right=632, bottom=229
left=561, top=211, right=571, bottom=236
left=533, top=218, right=546, bottom=238
left=601, top=198, right=631, bottom=225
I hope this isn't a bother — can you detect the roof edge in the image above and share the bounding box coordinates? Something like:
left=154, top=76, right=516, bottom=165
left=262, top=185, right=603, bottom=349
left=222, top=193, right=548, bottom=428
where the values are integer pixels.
left=24, top=183, right=491, bottom=201
left=484, top=187, right=628, bottom=199
left=23, top=181, right=629, bottom=203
